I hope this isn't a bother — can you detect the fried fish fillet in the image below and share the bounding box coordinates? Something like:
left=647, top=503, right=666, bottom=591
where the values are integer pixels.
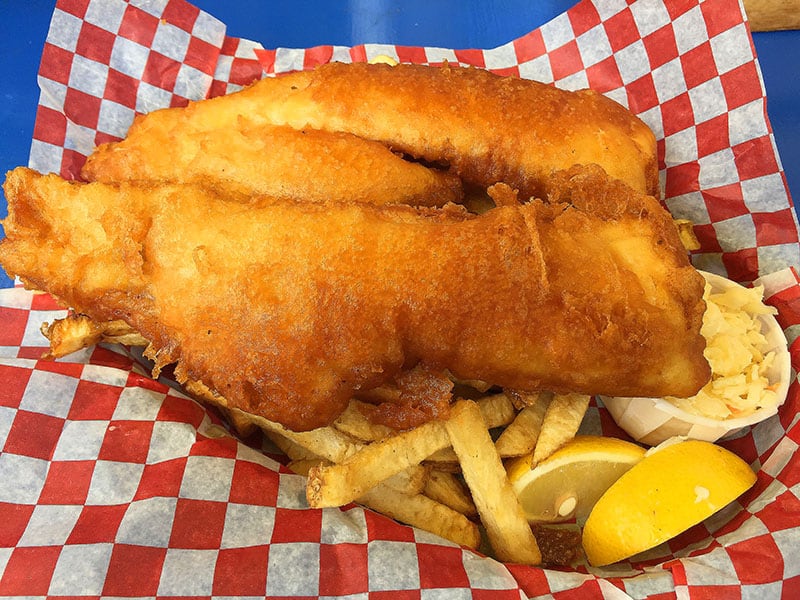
left=83, top=122, right=463, bottom=207
left=0, top=166, right=707, bottom=431
left=83, top=62, right=659, bottom=201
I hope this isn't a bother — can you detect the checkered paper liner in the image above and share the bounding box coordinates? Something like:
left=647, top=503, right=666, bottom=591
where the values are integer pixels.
left=1, top=0, right=799, bottom=596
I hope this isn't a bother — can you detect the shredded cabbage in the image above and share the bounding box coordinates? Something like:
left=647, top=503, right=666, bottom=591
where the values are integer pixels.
left=666, top=281, right=779, bottom=420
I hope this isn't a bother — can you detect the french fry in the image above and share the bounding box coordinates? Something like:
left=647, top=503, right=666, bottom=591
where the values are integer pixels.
left=268, top=421, right=429, bottom=493
left=421, top=453, right=462, bottom=473
left=530, top=393, right=591, bottom=466
left=218, top=406, right=260, bottom=437
left=287, top=455, right=475, bottom=549
left=444, top=399, right=541, bottom=565
left=423, top=470, right=477, bottom=517
left=447, top=371, right=494, bottom=394
left=673, top=218, right=701, bottom=251
left=270, top=432, right=327, bottom=479
left=184, top=378, right=365, bottom=464
left=422, top=392, right=518, bottom=467
left=358, top=484, right=481, bottom=549
left=41, top=314, right=147, bottom=359
left=476, top=392, right=518, bottom=428
left=182, top=379, right=260, bottom=437
left=506, top=389, right=550, bottom=410
left=296, top=460, right=428, bottom=498
left=287, top=457, right=323, bottom=476
left=494, top=392, right=551, bottom=457
left=264, top=430, right=323, bottom=463
left=332, top=399, right=394, bottom=442
left=385, top=464, right=431, bottom=496
left=236, top=408, right=365, bottom=464
left=306, top=419, right=450, bottom=508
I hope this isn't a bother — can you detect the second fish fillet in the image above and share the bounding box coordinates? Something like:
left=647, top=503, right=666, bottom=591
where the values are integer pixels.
left=83, top=62, right=659, bottom=201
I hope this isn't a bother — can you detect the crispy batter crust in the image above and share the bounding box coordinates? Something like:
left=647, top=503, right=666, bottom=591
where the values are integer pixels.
left=83, top=123, right=463, bottom=207
left=0, top=166, right=707, bottom=431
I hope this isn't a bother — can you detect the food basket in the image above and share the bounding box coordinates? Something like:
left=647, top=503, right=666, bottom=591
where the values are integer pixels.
left=1, top=0, right=799, bottom=597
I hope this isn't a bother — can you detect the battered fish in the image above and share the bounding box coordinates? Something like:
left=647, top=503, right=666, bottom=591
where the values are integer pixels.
left=83, top=62, right=659, bottom=201
left=0, top=166, right=708, bottom=432
left=83, top=122, right=463, bottom=207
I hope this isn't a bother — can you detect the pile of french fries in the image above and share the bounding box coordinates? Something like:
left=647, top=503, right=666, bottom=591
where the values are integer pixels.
left=43, top=312, right=590, bottom=565
left=223, top=385, right=591, bottom=566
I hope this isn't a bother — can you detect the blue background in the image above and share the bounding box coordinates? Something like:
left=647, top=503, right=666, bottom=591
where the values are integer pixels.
left=1, top=1, right=798, bottom=290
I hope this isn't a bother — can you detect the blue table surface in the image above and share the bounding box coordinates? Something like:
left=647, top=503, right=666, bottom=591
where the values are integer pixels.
left=1, top=1, right=798, bottom=290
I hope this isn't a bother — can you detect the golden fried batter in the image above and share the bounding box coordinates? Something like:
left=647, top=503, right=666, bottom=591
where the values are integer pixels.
left=84, top=62, right=659, bottom=201
left=0, top=166, right=707, bottom=431
left=83, top=122, right=462, bottom=207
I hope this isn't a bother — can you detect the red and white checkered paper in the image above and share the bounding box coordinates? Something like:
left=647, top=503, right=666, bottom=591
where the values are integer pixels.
left=2, top=0, right=800, bottom=597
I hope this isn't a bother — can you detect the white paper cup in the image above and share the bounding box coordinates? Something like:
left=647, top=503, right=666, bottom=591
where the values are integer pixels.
left=602, top=271, right=793, bottom=446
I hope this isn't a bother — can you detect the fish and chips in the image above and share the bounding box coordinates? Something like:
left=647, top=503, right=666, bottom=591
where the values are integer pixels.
left=0, top=61, right=712, bottom=564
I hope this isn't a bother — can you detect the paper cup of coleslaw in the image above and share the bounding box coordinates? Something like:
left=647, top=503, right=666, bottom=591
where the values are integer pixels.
left=602, top=270, right=793, bottom=446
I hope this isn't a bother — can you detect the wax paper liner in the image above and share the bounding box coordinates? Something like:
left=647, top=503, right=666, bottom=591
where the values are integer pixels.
left=2, top=0, right=800, bottom=597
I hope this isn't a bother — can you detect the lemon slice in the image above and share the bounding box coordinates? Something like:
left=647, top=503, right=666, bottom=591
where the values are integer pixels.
left=506, top=435, right=646, bottom=523
left=582, top=438, right=757, bottom=566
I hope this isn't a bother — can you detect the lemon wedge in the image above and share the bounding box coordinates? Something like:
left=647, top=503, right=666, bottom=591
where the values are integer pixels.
left=582, top=438, right=757, bottom=566
left=506, top=435, right=646, bottom=523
